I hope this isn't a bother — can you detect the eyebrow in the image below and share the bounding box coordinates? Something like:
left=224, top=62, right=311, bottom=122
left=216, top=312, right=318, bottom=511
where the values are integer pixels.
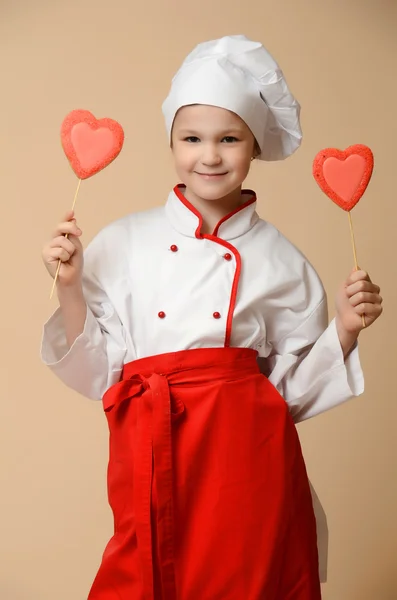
left=176, top=128, right=245, bottom=136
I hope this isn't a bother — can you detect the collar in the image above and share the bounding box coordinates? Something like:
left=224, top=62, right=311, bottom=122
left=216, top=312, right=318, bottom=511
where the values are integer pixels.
left=165, top=184, right=259, bottom=240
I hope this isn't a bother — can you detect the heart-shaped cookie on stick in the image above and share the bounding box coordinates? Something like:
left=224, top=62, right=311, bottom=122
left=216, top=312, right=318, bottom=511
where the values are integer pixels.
left=313, top=144, right=374, bottom=327
left=50, top=109, right=124, bottom=299
left=61, top=109, right=124, bottom=180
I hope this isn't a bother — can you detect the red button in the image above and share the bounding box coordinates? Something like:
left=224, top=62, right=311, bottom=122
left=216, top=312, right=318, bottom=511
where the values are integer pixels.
left=170, top=245, right=178, bottom=252
left=158, top=311, right=166, bottom=319
left=224, top=253, right=232, bottom=261
left=213, top=312, right=221, bottom=319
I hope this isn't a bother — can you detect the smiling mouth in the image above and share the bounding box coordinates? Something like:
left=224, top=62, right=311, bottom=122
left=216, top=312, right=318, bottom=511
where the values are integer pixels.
left=195, top=172, right=228, bottom=177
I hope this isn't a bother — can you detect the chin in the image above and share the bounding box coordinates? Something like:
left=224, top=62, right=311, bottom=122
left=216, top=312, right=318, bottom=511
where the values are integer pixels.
left=188, top=180, right=240, bottom=202
left=196, top=189, right=231, bottom=201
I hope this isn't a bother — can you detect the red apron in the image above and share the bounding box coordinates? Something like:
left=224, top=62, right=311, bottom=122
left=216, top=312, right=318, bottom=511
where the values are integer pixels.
left=88, top=347, right=321, bottom=600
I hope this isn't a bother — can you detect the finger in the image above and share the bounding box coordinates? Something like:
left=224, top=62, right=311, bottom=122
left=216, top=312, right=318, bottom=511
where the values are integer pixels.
left=346, top=280, right=381, bottom=298
left=349, top=292, right=382, bottom=308
left=354, top=302, right=383, bottom=317
left=53, top=221, right=82, bottom=238
left=49, top=236, right=77, bottom=255
left=356, top=268, right=372, bottom=283
left=67, top=234, right=83, bottom=251
left=62, top=210, right=75, bottom=221
left=47, top=247, right=73, bottom=263
left=353, top=266, right=372, bottom=282
left=347, top=269, right=371, bottom=286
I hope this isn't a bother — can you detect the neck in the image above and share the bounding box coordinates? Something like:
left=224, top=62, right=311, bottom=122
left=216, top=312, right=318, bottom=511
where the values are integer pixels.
left=183, top=186, right=244, bottom=235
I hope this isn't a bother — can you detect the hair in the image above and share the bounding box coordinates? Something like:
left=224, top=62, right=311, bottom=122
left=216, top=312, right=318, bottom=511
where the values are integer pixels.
left=253, top=140, right=261, bottom=158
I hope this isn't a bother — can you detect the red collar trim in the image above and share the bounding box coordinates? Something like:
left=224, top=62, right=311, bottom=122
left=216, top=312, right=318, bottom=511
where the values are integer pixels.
left=173, top=184, right=257, bottom=239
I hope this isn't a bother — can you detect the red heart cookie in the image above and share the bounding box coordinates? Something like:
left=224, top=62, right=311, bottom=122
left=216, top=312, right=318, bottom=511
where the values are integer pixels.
left=313, top=144, right=374, bottom=211
left=61, top=109, right=124, bottom=179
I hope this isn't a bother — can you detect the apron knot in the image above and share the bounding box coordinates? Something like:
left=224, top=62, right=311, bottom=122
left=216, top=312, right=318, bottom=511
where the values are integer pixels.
left=103, top=373, right=151, bottom=412
left=103, top=373, right=185, bottom=422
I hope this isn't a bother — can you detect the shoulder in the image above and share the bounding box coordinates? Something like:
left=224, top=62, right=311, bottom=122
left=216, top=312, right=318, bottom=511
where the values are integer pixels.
left=252, top=216, right=327, bottom=342
left=93, top=205, right=165, bottom=242
left=85, top=205, right=166, bottom=253
left=254, top=216, right=324, bottom=290
left=83, top=205, right=166, bottom=280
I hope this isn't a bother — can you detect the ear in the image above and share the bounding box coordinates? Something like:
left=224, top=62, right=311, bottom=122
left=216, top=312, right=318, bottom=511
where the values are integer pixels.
left=253, top=139, right=261, bottom=159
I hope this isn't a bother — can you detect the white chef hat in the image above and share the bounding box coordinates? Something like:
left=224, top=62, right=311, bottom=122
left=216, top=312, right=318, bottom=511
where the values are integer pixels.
left=162, top=34, right=302, bottom=162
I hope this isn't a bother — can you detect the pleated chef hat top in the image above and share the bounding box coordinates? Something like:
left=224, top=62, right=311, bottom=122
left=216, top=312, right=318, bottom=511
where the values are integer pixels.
left=162, top=35, right=302, bottom=162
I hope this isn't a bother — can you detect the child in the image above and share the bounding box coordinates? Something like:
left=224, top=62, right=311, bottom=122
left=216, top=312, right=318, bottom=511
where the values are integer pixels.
left=41, top=35, right=382, bottom=600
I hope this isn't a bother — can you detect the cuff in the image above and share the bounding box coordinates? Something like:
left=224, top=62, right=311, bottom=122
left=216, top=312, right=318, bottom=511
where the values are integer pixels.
left=41, top=306, right=99, bottom=367
left=324, top=318, right=365, bottom=397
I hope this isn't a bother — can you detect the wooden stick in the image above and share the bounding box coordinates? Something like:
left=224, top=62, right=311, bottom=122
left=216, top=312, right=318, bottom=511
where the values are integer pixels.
left=49, top=178, right=82, bottom=299
left=348, top=211, right=366, bottom=328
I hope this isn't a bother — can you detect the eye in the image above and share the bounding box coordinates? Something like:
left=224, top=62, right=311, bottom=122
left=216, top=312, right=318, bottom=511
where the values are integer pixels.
left=222, top=136, right=239, bottom=143
left=184, top=136, right=200, bottom=143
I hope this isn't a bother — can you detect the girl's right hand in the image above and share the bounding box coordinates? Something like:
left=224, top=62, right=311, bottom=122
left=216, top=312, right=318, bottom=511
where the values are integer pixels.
left=42, top=210, right=84, bottom=287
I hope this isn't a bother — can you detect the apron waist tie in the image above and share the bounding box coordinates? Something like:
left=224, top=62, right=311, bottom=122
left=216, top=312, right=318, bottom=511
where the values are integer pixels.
left=103, top=373, right=183, bottom=600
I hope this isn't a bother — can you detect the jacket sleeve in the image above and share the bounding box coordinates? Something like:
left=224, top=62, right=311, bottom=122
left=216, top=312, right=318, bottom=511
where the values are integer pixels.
left=259, top=234, right=365, bottom=422
left=40, top=229, right=128, bottom=401
left=265, top=298, right=364, bottom=422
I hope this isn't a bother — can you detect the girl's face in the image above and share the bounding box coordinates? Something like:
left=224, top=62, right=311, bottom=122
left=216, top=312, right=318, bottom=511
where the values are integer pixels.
left=171, top=105, right=256, bottom=203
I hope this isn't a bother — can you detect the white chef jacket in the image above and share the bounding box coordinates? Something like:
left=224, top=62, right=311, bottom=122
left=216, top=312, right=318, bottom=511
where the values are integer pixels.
left=41, top=185, right=364, bottom=422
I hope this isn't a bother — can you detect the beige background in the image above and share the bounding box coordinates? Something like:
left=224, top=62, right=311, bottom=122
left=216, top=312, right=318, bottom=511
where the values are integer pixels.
left=1, top=0, right=396, bottom=598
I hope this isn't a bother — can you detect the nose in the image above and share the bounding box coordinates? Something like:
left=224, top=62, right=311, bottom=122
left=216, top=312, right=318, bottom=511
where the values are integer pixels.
left=201, top=143, right=222, bottom=166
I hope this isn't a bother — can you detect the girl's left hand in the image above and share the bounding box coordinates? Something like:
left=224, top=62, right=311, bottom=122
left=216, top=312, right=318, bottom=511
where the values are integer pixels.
left=335, top=269, right=383, bottom=339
